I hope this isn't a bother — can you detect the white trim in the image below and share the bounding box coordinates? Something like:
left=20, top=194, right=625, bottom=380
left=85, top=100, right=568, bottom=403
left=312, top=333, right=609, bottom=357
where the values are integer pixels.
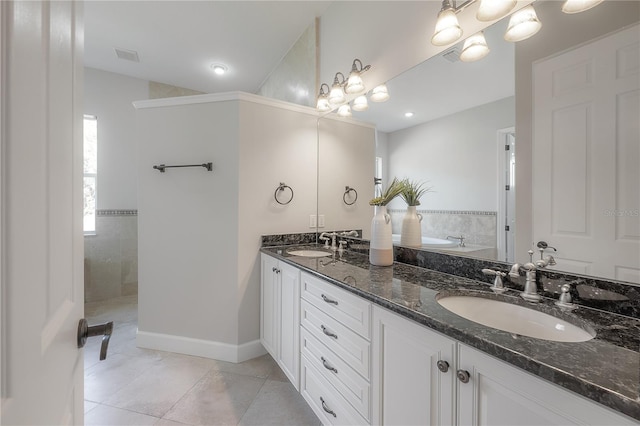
left=136, top=330, right=267, bottom=363
left=132, top=90, right=377, bottom=129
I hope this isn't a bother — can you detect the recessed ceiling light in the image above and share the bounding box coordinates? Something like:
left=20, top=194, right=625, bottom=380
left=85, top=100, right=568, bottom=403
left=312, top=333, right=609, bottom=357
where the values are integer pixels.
left=211, top=64, right=227, bottom=75
left=405, top=112, right=414, bottom=118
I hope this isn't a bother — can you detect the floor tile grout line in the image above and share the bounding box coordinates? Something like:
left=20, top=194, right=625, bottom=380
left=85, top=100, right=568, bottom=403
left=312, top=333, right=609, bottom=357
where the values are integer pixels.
left=235, top=375, right=270, bottom=426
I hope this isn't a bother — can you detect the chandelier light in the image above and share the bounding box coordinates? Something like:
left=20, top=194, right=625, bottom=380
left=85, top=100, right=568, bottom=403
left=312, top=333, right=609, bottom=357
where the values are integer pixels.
left=352, top=95, right=369, bottom=111
left=504, top=5, right=542, bottom=42
left=561, top=0, right=604, bottom=14
left=370, top=84, right=390, bottom=102
left=345, top=59, right=371, bottom=94
left=337, top=104, right=352, bottom=117
left=431, top=0, right=463, bottom=46
left=460, top=31, right=490, bottom=62
left=476, top=0, right=517, bottom=22
left=328, top=72, right=347, bottom=106
left=315, top=83, right=331, bottom=112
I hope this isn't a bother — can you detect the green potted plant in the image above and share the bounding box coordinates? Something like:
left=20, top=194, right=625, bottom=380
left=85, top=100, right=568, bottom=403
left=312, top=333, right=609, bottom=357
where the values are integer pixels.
left=369, top=178, right=404, bottom=266
left=399, top=179, right=433, bottom=247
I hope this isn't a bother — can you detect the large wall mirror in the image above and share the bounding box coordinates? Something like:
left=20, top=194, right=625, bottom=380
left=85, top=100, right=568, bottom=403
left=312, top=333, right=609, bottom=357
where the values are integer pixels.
left=316, top=1, right=640, bottom=285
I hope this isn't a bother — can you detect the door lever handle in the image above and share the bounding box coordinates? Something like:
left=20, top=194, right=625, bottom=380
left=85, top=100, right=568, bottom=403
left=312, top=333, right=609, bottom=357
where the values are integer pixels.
left=77, top=319, right=113, bottom=361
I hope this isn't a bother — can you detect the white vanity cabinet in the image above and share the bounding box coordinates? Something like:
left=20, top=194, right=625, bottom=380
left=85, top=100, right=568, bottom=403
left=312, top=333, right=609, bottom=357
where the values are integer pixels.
left=299, top=271, right=371, bottom=426
left=260, top=253, right=300, bottom=389
left=371, top=305, right=457, bottom=426
left=457, top=344, right=638, bottom=426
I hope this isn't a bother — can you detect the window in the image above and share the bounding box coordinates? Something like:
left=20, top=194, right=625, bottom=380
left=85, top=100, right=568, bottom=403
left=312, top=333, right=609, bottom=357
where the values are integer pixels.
left=83, top=115, right=97, bottom=234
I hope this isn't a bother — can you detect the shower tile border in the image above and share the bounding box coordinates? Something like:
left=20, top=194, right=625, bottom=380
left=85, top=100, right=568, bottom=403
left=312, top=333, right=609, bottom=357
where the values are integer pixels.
left=97, top=209, right=138, bottom=216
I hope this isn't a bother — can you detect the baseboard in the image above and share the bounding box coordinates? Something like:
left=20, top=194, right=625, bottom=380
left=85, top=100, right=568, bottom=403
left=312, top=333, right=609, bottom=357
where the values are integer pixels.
left=136, top=329, right=266, bottom=363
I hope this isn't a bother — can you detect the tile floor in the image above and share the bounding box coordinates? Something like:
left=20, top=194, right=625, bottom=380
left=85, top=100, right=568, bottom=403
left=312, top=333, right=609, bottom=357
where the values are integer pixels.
left=84, top=295, right=320, bottom=426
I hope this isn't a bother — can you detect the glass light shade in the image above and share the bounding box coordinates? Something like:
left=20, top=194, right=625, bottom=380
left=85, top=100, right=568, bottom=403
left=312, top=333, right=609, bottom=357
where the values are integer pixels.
left=370, top=84, right=390, bottom=102
left=504, top=5, right=542, bottom=42
left=328, top=83, right=346, bottom=105
left=431, top=7, right=463, bottom=46
left=345, top=72, right=365, bottom=94
left=460, top=32, right=490, bottom=62
left=337, top=104, right=352, bottom=117
left=562, top=0, right=604, bottom=14
left=352, top=95, right=369, bottom=111
left=476, top=0, right=517, bottom=21
left=316, top=95, right=331, bottom=112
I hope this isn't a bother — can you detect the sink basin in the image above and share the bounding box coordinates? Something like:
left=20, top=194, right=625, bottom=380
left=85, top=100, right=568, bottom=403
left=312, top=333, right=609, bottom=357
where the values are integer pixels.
left=287, top=249, right=332, bottom=258
left=436, top=295, right=595, bottom=342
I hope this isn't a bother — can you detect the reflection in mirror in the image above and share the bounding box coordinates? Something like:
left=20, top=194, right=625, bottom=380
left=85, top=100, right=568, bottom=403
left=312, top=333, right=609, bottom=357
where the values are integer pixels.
left=317, top=1, right=639, bottom=285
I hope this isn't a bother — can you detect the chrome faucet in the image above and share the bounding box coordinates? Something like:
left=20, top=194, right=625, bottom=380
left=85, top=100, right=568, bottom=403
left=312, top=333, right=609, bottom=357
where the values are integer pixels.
left=509, top=249, right=548, bottom=303
left=340, top=230, right=359, bottom=237
left=319, top=232, right=338, bottom=250
left=446, top=235, right=466, bottom=247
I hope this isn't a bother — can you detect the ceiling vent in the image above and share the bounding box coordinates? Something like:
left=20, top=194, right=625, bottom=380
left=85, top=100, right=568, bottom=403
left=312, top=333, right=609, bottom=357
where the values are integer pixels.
left=114, top=48, right=140, bottom=62
left=441, top=47, right=461, bottom=63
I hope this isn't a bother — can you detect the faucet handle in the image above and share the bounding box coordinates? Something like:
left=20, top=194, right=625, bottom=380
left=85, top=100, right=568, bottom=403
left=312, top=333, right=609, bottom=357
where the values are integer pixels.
left=482, top=269, right=507, bottom=293
left=555, top=283, right=577, bottom=309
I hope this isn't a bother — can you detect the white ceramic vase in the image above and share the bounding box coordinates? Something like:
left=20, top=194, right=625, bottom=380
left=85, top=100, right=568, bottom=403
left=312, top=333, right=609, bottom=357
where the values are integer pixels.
left=400, top=206, right=423, bottom=247
left=369, top=205, right=393, bottom=266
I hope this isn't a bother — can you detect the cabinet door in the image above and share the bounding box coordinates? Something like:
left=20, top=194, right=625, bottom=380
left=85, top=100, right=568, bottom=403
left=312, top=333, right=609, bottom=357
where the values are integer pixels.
left=260, top=254, right=279, bottom=358
left=457, top=344, right=637, bottom=426
left=278, top=262, right=300, bottom=389
left=372, top=306, right=456, bottom=426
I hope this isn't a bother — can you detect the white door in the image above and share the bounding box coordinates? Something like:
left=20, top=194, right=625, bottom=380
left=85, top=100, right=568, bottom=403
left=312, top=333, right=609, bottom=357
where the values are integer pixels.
left=533, top=24, right=640, bottom=283
left=1, top=1, right=85, bottom=424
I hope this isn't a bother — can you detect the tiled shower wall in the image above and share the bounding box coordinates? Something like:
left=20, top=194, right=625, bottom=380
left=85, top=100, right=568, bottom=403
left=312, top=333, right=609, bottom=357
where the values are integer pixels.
left=389, top=209, right=498, bottom=247
left=84, top=210, right=138, bottom=302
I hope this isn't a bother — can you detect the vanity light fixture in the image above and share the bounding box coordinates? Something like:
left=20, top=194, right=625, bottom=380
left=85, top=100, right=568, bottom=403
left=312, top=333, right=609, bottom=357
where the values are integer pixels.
left=337, top=104, right=352, bottom=117
left=316, top=83, right=331, bottom=112
left=476, top=0, right=517, bottom=22
left=370, top=83, right=390, bottom=102
left=328, top=72, right=347, bottom=105
left=345, top=59, right=371, bottom=95
left=561, top=0, right=604, bottom=14
left=352, top=95, right=369, bottom=112
left=460, top=31, right=490, bottom=62
left=504, top=5, right=542, bottom=42
left=431, top=0, right=463, bottom=46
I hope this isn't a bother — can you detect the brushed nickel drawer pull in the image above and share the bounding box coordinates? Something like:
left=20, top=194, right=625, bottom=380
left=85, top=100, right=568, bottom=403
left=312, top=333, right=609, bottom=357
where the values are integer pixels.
left=320, top=397, right=337, bottom=418
left=321, top=294, right=339, bottom=305
left=321, top=356, right=338, bottom=374
left=321, top=325, right=338, bottom=339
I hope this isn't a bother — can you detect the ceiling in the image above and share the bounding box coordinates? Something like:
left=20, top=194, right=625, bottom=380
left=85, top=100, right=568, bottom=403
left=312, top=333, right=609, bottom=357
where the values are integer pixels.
left=84, top=1, right=331, bottom=94
left=85, top=1, right=515, bottom=133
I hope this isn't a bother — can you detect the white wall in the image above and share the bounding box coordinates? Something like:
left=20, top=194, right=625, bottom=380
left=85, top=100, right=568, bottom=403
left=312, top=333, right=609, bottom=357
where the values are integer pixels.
left=84, top=67, right=148, bottom=209
left=386, top=96, right=514, bottom=212
left=136, top=93, right=360, bottom=359
left=318, top=118, right=376, bottom=239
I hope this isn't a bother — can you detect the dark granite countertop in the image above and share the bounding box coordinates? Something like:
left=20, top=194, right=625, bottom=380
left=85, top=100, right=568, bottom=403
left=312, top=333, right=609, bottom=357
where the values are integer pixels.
left=261, top=244, right=640, bottom=422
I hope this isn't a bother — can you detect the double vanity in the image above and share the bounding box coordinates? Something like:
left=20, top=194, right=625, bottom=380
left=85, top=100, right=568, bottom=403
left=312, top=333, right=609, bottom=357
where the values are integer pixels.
left=260, top=239, right=639, bottom=425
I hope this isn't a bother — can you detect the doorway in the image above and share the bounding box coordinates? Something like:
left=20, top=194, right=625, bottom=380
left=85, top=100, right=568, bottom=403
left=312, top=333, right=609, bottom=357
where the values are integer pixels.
left=497, top=127, right=516, bottom=263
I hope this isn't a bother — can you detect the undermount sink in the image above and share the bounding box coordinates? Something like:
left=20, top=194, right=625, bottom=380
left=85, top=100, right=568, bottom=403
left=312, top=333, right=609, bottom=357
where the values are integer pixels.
left=436, top=295, right=595, bottom=343
left=287, top=249, right=332, bottom=258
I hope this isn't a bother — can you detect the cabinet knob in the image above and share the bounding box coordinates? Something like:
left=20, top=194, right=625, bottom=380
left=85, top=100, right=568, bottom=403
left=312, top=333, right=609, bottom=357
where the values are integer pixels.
left=457, top=369, right=471, bottom=383
left=321, top=294, right=339, bottom=305
left=320, top=397, right=337, bottom=418
left=321, top=356, right=338, bottom=374
left=321, top=325, right=338, bottom=339
left=437, top=360, right=449, bottom=373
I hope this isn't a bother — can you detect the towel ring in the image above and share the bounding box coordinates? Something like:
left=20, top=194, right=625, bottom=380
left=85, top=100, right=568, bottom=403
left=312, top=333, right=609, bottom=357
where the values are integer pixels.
left=275, top=182, right=294, bottom=205
left=343, top=186, right=358, bottom=205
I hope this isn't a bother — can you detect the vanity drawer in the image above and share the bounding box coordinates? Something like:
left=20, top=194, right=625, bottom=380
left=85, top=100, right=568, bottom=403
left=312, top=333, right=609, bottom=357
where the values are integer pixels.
left=300, top=355, right=369, bottom=426
left=301, top=327, right=370, bottom=420
left=301, top=299, right=370, bottom=379
left=301, top=272, right=371, bottom=339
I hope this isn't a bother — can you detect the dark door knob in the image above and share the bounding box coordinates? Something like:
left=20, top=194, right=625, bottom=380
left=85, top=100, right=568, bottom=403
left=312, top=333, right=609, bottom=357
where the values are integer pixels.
left=77, top=319, right=113, bottom=361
